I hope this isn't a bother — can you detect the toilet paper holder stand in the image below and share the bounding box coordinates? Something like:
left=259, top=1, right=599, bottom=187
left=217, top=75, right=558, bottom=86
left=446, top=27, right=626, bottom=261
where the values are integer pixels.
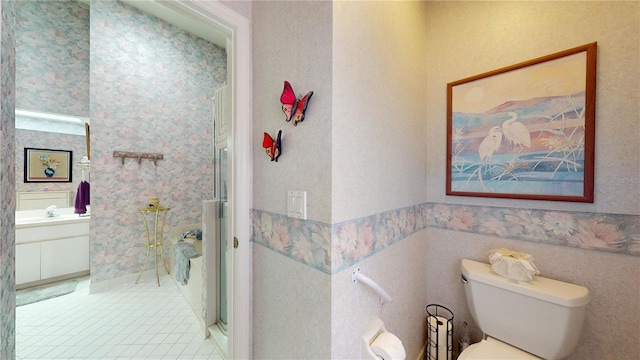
left=426, top=304, right=454, bottom=360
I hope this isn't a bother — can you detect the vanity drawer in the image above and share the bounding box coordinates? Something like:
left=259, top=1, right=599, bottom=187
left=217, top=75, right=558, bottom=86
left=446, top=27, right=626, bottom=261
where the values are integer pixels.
left=16, top=222, right=90, bottom=244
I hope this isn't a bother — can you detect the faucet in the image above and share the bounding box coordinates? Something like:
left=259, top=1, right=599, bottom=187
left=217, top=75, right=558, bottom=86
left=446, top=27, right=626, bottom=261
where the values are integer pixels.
left=45, top=205, right=58, bottom=217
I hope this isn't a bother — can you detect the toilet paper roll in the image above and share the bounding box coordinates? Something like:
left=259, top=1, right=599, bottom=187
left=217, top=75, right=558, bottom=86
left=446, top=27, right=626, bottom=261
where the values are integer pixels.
left=428, top=315, right=451, bottom=360
left=370, top=331, right=406, bottom=360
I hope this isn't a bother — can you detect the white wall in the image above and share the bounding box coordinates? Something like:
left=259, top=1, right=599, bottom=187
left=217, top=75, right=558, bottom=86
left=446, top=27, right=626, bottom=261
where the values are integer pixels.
left=252, top=1, right=333, bottom=225
left=252, top=1, right=333, bottom=358
left=332, top=1, right=429, bottom=223
left=331, top=2, right=429, bottom=358
left=253, top=245, right=331, bottom=358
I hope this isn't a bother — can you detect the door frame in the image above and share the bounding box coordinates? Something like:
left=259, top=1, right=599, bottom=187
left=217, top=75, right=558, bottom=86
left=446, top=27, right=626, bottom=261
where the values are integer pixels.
left=168, top=1, right=252, bottom=358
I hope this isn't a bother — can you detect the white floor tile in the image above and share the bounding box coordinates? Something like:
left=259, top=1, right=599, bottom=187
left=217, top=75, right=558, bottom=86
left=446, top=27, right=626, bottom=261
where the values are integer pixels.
left=133, top=333, right=157, bottom=345
left=164, top=342, right=188, bottom=357
left=150, top=333, right=170, bottom=344
left=69, top=344, right=100, bottom=358
left=150, top=342, right=174, bottom=357
left=54, top=345, right=84, bottom=358
left=196, top=341, right=216, bottom=355
left=134, top=343, right=158, bottom=357
left=180, top=340, right=203, bottom=356
left=21, top=345, right=56, bottom=359
left=118, top=344, right=144, bottom=357
left=177, top=332, right=199, bottom=344
left=16, top=275, right=222, bottom=360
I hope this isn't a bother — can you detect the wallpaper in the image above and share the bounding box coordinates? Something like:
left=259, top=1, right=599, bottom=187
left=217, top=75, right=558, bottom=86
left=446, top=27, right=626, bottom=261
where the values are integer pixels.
left=90, top=0, right=226, bottom=283
left=15, top=0, right=89, bottom=117
left=0, top=1, right=16, bottom=358
left=252, top=203, right=640, bottom=274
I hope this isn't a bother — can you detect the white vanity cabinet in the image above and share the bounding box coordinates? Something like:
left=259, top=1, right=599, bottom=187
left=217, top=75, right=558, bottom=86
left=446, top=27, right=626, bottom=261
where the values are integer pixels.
left=16, top=213, right=90, bottom=288
left=16, top=243, right=41, bottom=284
left=41, top=236, right=90, bottom=279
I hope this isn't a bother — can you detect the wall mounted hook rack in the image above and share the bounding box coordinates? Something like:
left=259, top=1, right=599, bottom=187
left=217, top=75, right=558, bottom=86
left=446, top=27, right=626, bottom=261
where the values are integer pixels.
left=113, top=151, right=164, bottom=166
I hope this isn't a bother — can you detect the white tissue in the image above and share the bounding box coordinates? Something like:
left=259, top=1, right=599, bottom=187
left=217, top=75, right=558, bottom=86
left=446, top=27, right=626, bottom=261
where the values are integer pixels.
left=488, top=248, right=540, bottom=281
left=45, top=205, right=58, bottom=217
left=428, top=316, right=452, bottom=360
left=370, top=331, right=406, bottom=360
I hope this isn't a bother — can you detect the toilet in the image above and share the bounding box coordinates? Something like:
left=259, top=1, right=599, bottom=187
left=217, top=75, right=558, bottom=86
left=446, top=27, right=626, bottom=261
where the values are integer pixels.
left=459, top=259, right=590, bottom=360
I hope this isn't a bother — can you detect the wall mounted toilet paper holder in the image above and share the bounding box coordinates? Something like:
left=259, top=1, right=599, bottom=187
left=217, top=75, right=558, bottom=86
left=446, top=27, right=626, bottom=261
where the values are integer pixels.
left=362, top=317, right=406, bottom=360
left=352, top=267, right=393, bottom=306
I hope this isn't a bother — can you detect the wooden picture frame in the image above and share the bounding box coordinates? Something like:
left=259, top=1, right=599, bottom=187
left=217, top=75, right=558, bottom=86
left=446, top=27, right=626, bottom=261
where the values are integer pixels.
left=446, top=42, right=597, bottom=202
left=24, top=147, right=73, bottom=183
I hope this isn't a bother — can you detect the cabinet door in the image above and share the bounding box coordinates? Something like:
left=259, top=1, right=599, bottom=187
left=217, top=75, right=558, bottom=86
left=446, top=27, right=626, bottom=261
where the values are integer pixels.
left=40, top=236, right=89, bottom=280
left=16, top=243, right=41, bottom=285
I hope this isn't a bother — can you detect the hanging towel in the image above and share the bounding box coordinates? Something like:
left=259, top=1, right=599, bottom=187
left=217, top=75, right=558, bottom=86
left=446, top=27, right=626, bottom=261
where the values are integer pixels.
left=74, top=181, right=90, bottom=214
left=174, top=241, right=202, bottom=285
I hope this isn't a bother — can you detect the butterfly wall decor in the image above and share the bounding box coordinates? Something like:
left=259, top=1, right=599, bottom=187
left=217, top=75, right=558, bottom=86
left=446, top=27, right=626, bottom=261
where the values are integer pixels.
left=262, top=130, right=282, bottom=162
left=280, top=81, right=313, bottom=126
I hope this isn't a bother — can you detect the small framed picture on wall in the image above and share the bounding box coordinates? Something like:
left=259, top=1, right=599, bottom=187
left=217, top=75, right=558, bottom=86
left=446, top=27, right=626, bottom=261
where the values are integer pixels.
left=24, top=147, right=73, bottom=183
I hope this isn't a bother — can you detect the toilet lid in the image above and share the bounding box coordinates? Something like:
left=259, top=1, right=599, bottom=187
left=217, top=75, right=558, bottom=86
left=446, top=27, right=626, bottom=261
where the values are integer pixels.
left=458, top=338, right=540, bottom=360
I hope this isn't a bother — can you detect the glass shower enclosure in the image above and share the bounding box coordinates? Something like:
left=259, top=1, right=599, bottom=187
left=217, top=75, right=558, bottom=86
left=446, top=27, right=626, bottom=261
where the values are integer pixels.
left=204, top=84, right=229, bottom=338
left=215, top=146, right=228, bottom=334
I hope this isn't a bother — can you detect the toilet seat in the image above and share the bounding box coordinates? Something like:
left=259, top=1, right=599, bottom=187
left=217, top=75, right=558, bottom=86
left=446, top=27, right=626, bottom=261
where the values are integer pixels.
left=458, top=337, right=540, bottom=359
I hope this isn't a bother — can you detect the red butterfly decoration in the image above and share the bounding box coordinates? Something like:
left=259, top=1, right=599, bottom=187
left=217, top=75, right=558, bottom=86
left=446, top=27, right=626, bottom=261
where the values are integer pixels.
left=280, top=81, right=313, bottom=126
left=262, top=130, right=282, bottom=162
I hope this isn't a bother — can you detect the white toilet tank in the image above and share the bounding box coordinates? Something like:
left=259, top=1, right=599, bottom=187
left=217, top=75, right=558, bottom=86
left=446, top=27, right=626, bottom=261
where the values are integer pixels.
left=461, top=259, right=590, bottom=360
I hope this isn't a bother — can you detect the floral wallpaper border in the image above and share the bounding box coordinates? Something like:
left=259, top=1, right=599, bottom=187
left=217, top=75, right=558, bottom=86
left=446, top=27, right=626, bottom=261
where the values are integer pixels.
left=251, top=203, right=640, bottom=274
left=251, top=210, right=332, bottom=273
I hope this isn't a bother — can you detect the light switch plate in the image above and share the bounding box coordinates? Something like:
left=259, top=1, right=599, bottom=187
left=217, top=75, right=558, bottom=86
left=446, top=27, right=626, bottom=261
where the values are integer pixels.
left=287, top=191, right=307, bottom=219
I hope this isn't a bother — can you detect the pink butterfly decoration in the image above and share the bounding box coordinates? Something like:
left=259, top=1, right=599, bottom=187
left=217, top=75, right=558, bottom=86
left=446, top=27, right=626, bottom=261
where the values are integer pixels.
left=262, top=130, right=282, bottom=162
left=280, top=81, right=313, bottom=126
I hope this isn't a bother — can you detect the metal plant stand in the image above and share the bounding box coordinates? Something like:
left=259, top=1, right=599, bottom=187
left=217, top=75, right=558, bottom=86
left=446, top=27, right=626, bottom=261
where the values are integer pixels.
left=136, top=206, right=171, bottom=286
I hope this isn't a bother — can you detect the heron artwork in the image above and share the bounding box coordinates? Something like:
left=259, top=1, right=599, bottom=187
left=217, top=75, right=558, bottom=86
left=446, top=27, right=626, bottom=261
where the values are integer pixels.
left=478, top=126, right=502, bottom=164
left=501, top=111, right=531, bottom=165
left=501, top=112, right=531, bottom=149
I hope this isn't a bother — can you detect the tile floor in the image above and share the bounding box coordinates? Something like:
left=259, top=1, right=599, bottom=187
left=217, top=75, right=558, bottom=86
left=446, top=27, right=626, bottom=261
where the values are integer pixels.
left=16, top=275, right=222, bottom=360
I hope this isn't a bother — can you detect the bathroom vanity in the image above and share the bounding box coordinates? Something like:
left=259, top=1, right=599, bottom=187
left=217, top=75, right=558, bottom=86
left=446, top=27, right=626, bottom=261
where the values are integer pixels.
left=15, top=208, right=90, bottom=289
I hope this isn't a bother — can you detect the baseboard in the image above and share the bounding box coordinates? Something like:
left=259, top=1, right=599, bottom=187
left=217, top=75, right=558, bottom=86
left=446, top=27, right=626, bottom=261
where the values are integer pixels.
left=89, top=271, right=163, bottom=293
left=17, top=270, right=89, bottom=290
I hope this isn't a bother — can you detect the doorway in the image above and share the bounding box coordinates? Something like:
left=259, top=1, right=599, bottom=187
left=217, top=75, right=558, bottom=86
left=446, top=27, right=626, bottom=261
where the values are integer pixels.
left=8, top=0, right=252, bottom=359
left=160, top=2, right=252, bottom=359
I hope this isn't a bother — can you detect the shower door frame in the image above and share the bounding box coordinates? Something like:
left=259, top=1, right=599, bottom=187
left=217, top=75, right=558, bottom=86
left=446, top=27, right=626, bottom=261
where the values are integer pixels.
left=171, top=1, right=252, bottom=359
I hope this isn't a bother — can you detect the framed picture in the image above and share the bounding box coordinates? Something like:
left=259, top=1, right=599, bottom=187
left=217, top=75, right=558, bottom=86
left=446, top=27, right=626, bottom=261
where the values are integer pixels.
left=24, top=147, right=73, bottom=183
left=446, top=42, right=597, bottom=202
